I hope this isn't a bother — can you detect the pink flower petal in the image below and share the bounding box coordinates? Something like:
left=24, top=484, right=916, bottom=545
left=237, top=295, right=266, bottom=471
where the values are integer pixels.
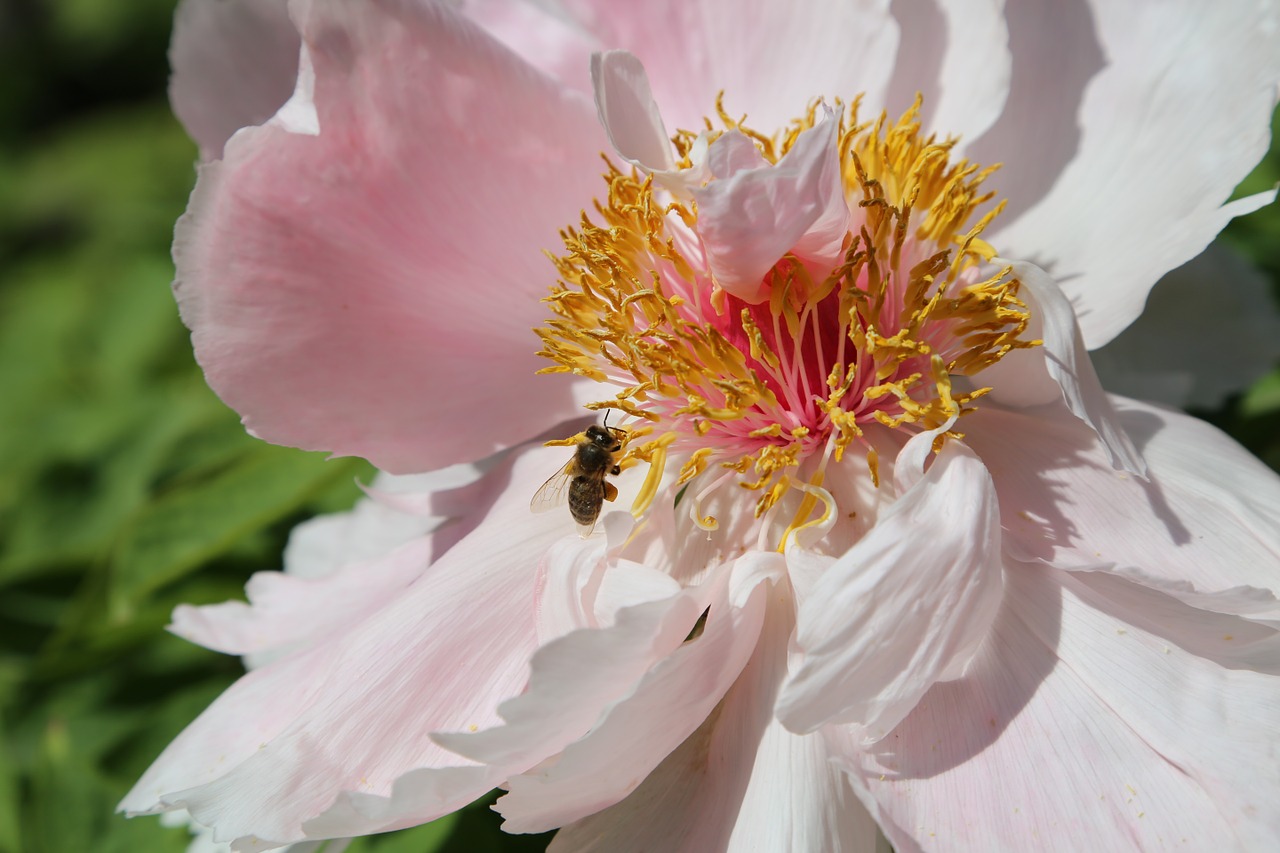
left=777, top=438, right=1003, bottom=740
left=119, top=445, right=577, bottom=847
left=835, top=561, right=1280, bottom=851
left=553, top=0, right=898, bottom=133
left=982, top=259, right=1144, bottom=475
left=966, top=396, right=1280, bottom=607
left=494, top=553, right=781, bottom=833
left=693, top=113, right=849, bottom=302
left=168, top=0, right=301, bottom=159
left=1090, top=243, right=1280, bottom=409
left=176, top=0, right=604, bottom=474
left=457, top=0, right=601, bottom=95
left=980, top=2, right=1280, bottom=347
left=705, top=129, right=769, bottom=178
left=549, top=586, right=878, bottom=852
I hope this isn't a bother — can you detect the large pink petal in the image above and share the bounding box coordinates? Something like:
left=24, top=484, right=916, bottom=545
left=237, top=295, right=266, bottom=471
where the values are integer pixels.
left=120, top=445, right=579, bottom=847
left=1090, top=243, right=1280, bottom=409
left=456, top=0, right=601, bottom=95
left=778, top=438, right=1003, bottom=740
left=835, top=561, right=1280, bottom=851
left=553, top=0, right=898, bottom=133
left=549, top=588, right=879, bottom=852
left=177, top=0, right=605, bottom=474
left=493, top=554, right=780, bottom=833
left=978, top=1, right=1280, bottom=347
left=964, top=397, right=1280, bottom=610
left=169, top=0, right=300, bottom=159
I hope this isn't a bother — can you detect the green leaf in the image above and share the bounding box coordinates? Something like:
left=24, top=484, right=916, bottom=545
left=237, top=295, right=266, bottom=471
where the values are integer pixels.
left=1240, top=367, right=1280, bottom=418
left=0, top=735, right=20, bottom=853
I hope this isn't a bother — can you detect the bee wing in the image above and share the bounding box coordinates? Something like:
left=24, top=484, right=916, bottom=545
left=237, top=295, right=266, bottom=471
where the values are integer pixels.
left=530, top=461, right=575, bottom=513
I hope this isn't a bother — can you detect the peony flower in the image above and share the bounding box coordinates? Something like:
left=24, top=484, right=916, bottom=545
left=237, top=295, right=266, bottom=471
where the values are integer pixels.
left=126, top=1, right=1280, bottom=850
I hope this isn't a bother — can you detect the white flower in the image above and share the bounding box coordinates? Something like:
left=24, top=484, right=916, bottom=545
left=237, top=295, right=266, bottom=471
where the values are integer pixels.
left=124, top=2, right=1280, bottom=850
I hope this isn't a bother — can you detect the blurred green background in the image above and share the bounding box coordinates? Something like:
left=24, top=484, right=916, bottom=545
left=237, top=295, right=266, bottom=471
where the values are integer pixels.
left=0, top=3, right=1277, bottom=852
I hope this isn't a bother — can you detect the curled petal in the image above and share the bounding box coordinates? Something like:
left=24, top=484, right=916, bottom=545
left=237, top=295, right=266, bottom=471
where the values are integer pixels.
left=981, top=1, right=1280, bottom=347
left=434, top=555, right=716, bottom=772
left=777, top=438, right=1003, bottom=741
left=549, top=585, right=878, bottom=852
left=983, top=259, right=1144, bottom=475
left=693, top=113, right=849, bottom=302
left=494, top=553, right=781, bottom=833
left=177, top=0, right=603, bottom=473
left=591, top=50, right=676, bottom=174
left=705, top=129, right=769, bottom=178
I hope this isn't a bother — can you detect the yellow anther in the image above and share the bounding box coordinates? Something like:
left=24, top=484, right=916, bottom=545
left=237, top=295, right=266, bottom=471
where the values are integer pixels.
left=534, top=91, right=1037, bottom=522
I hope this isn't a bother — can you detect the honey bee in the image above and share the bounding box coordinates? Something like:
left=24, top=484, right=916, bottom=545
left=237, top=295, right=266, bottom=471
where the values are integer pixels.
left=531, top=422, right=628, bottom=532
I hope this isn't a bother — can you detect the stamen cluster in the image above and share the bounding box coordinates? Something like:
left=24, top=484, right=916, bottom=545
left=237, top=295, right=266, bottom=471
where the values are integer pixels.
left=535, top=98, right=1037, bottom=522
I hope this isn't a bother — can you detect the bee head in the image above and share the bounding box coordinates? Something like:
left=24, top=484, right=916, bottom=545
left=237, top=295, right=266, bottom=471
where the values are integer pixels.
left=585, top=424, right=622, bottom=451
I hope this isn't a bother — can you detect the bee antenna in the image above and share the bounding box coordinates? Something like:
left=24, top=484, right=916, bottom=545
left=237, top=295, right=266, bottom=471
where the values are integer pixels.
left=602, top=410, right=611, bottom=430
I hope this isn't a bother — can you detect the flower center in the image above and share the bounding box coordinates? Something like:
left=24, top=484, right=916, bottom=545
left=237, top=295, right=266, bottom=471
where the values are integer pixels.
left=535, top=97, right=1037, bottom=535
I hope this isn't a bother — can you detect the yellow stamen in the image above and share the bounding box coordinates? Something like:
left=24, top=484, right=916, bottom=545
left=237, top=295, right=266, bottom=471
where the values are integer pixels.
left=535, top=93, right=1038, bottom=538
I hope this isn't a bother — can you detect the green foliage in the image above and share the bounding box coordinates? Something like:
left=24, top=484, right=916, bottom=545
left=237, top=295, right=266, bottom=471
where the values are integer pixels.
left=0, top=2, right=1277, bottom=852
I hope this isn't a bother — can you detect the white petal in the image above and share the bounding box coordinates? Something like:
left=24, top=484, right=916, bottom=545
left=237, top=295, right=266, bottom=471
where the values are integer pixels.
left=169, top=538, right=430, bottom=668
left=433, top=561, right=717, bottom=771
left=834, top=561, right=1280, bottom=851
left=120, top=446, right=576, bottom=847
left=982, top=2, right=1280, bottom=346
left=494, top=553, right=781, bottom=832
left=777, top=438, right=1003, bottom=740
left=550, top=587, right=878, bottom=853
left=590, top=50, right=676, bottom=173
left=966, top=396, right=1280, bottom=610
left=281, top=465, right=486, bottom=581
left=983, top=258, right=1144, bottom=474
left=1090, top=242, right=1280, bottom=409
left=1068, top=568, right=1280, bottom=671
left=885, top=0, right=1011, bottom=147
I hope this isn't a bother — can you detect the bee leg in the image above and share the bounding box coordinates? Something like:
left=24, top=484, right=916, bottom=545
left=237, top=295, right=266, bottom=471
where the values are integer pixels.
left=610, top=465, right=621, bottom=476
left=603, top=482, right=619, bottom=502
